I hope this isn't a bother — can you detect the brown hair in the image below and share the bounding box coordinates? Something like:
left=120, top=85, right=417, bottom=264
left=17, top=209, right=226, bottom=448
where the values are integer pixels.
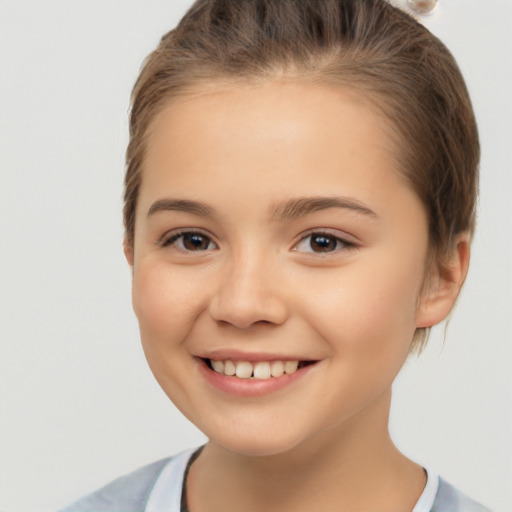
left=124, top=0, right=479, bottom=351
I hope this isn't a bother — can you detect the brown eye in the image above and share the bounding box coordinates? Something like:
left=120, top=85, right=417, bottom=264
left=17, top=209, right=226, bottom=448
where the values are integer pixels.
left=162, top=231, right=217, bottom=252
left=309, top=234, right=338, bottom=252
left=182, top=233, right=211, bottom=251
left=294, top=231, right=355, bottom=254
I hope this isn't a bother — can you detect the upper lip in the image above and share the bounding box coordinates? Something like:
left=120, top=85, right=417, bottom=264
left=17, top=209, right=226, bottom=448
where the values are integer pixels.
left=195, top=349, right=318, bottom=362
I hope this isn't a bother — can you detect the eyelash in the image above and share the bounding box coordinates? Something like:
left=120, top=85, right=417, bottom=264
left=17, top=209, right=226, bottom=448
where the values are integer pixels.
left=160, top=230, right=217, bottom=252
left=159, top=230, right=358, bottom=255
left=293, top=231, right=358, bottom=254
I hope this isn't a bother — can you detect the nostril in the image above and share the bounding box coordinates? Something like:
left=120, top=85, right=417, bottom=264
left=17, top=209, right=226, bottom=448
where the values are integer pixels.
left=208, top=273, right=288, bottom=328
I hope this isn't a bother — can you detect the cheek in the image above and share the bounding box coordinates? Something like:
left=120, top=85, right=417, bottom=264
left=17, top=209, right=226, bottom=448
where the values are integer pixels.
left=130, top=262, right=211, bottom=403
left=303, top=257, right=423, bottom=357
left=132, top=262, right=206, bottom=344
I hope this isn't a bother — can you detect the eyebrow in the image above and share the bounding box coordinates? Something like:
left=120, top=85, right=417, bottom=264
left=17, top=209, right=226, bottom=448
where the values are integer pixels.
left=147, top=199, right=214, bottom=218
left=270, top=196, right=377, bottom=221
left=147, top=195, right=377, bottom=221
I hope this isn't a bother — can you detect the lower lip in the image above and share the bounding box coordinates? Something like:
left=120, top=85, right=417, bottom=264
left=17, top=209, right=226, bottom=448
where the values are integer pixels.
left=196, top=359, right=318, bottom=397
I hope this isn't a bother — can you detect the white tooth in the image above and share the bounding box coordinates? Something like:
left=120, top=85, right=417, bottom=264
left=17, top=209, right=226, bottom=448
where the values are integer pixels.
left=235, top=361, right=253, bottom=379
left=224, top=360, right=236, bottom=376
left=211, top=360, right=224, bottom=374
left=253, top=361, right=271, bottom=380
left=270, top=360, right=284, bottom=378
left=284, top=360, right=299, bottom=374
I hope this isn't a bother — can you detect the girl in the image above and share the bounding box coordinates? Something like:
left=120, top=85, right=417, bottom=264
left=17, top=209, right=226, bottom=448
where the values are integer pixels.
left=61, top=0, right=490, bottom=510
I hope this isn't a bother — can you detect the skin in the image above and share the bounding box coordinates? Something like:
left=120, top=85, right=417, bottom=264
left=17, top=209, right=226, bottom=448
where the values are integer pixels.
left=124, top=81, right=469, bottom=512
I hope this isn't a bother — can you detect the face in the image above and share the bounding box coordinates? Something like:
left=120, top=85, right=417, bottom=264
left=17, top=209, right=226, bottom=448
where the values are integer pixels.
left=128, top=82, right=443, bottom=456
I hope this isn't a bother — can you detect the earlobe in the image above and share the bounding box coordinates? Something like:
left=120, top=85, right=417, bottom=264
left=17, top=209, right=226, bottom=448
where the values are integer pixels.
left=416, top=234, right=471, bottom=328
left=123, top=238, right=134, bottom=267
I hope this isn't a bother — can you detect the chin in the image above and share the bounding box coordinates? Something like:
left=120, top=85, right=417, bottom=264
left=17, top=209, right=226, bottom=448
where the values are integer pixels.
left=203, top=421, right=318, bottom=458
left=214, top=437, right=301, bottom=458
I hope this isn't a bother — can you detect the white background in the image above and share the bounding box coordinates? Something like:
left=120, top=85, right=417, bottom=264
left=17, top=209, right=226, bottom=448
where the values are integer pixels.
left=0, top=1, right=510, bottom=511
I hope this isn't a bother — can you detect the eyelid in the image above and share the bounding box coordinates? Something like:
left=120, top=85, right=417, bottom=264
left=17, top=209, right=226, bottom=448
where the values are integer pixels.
left=292, top=228, right=360, bottom=253
left=158, top=228, right=218, bottom=250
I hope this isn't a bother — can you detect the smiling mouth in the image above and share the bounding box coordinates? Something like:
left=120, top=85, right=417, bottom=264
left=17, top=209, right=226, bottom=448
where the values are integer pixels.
left=202, top=359, right=317, bottom=380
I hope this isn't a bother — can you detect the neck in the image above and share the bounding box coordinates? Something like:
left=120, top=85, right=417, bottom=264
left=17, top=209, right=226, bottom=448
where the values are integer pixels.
left=186, top=390, right=425, bottom=512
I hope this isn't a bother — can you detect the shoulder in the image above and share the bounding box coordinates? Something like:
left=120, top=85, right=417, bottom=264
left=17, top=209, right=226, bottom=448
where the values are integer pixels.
left=431, top=477, right=493, bottom=512
left=58, top=455, right=178, bottom=512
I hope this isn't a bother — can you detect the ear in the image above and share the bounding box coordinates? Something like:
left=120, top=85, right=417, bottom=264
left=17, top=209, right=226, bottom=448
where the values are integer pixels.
left=123, top=238, right=134, bottom=267
left=416, top=233, right=471, bottom=328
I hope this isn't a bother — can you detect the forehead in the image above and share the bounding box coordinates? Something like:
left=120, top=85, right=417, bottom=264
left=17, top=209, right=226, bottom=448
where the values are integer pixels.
left=146, top=82, right=397, bottom=175
left=148, top=80, right=393, bottom=139
left=140, top=81, right=421, bottom=224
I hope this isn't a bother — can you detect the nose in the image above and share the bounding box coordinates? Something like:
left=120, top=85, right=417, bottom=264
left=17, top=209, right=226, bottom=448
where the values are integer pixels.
left=208, top=252, right=288, bottom=329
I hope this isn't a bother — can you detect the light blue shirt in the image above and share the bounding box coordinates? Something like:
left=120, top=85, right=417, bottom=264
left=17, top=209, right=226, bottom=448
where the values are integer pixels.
left=59, top=448, right=492, bottom=512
